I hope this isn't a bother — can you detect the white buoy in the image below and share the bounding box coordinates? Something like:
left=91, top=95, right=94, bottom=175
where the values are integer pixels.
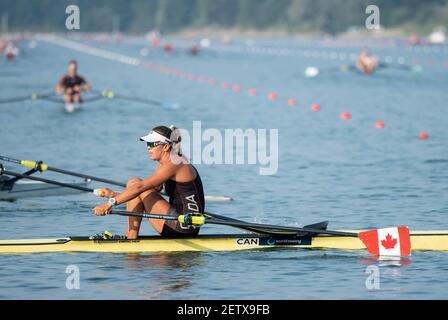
left=428, top=29, right=446, bottom=44
left=200, top=38, right=211, bottom=48
left=304, top=66, right=319, bottom=78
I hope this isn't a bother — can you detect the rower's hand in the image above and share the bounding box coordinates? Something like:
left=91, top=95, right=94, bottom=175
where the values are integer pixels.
left=93, top=202, right=112, bottom=216
left=96, top=188, right=115, bottom=198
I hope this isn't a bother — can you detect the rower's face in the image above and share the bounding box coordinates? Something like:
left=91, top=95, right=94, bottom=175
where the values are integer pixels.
left=147, top=143, right=171, bottom=160
left=68, top=64, right=77, bottom=76
left=147, top=144, right=163, bottom=160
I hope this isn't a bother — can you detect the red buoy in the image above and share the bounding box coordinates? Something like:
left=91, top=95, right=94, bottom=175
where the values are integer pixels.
left=375, top=121, right=385, bottom=129
left=268, top=92, right=278, bottom=101
left=248, top=88, right=257, bottom=96
left=341, top=112, right=351, bottom=120
left=287, top=99, right=297, bottom=107
left=151, top=39, right=160, bottom=48
left=311, top=104, right=321, bottom=112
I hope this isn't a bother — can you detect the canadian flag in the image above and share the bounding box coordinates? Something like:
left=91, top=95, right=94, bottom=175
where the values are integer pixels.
left=359, top=226, right=411, bottom=256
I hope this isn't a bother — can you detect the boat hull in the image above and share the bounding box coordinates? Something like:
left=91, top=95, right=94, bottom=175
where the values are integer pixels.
left=0, top=231, right=446, bottom=254
left=64, top=103, right=82, bottom=113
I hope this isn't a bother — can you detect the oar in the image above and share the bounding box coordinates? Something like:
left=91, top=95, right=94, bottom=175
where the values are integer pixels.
left=0, top=156, right=126, bottom=187
left=304, top=62, right=422, bottom=78
left=0, top=92, right=56, bottom=104
left=107, top=210, right=356, bottom=237
left=106, top=210, right=412, bottom=256
left=0, top=167, right=96, bottom=194
left=195, top=214, right=410, bottom=256
left=108, top=210, right=299, bottom=236
left=304, top=65, right=357, bottom=78
left=203, top=212, right=356, bottom=237
left=378, top=62, right=422, bottom=72
left=97, top=90, right=179, bottom=109
left=203, top=211, right=328, bottom=235
left=0, top=156, right=233, bottom=202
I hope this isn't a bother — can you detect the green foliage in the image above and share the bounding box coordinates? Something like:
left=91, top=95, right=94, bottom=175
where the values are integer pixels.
left=0, top=0, right=447, bottom=34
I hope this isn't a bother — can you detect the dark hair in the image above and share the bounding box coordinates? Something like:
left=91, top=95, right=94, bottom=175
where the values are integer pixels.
left=152, top=125, right=172, bottom=139
left=152, top=125, right=182, bottom=155
left=68, top=60, right=78, bottom=66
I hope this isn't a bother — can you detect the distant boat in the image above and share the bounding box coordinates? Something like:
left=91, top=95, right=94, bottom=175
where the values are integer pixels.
left=428, top=28, right=446, bottom=44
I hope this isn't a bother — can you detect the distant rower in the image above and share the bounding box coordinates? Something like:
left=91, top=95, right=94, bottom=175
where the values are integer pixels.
left=4, top=43, right=19, bottom=62
left=356, top=48, right=378, bottom=75
left=56, top=60, right=91, bottom=109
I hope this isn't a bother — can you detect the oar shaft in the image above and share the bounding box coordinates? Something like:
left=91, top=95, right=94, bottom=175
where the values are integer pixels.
left=0, top=92, right=56, bottom=104
left=378, top=62, right=411, bottom=70
left=109, top=210, right=179, bottom=221
left=0, top=156, right=126, bottom=187
left=108, top=210, right=356, bottom=237
left=108, top=210, right=205, bottom=225
left=98, top=90, right=163, bottom=106
left=0, top=156, right=232, bottom=201
left=44, top=166, right=126, bottom=187
left=1, top=169, right=94, bottom=193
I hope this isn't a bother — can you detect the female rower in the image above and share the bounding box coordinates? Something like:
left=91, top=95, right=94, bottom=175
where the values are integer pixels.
left=93, top=125, right=205, bottom=239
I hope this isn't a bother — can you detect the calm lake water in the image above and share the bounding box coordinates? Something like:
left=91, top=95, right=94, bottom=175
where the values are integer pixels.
left=0, top=35, right=447, bottom=299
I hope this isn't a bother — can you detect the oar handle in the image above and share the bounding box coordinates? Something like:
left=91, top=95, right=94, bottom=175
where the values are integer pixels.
left=108, top=210, right=205, bottom=225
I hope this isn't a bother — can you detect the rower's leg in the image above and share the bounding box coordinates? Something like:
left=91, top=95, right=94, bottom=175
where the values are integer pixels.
left=64, top=88, right=73, bottom=102
left=125, top=178, right=145, bottom=239
left=72, top=94, right=81, bottom=103
left=139, top=189, right=171, bottom=234
left=125, top=178, right=171, bottom=238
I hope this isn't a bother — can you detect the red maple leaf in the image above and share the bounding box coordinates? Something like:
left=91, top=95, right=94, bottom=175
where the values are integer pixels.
left=381, top=233, right=397, bottom=249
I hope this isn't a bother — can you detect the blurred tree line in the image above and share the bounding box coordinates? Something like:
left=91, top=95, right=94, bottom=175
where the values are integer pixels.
left=1, top=0, right=447, bottom=34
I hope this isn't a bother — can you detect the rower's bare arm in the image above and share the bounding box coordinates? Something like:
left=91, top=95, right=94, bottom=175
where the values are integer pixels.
left=55, top=84, right=64, bottom=93
left=83, top=82, right=92, bottom=92
left=114, top=165, right=175, bottom=205
left=96, top=187, right=120, bottom=198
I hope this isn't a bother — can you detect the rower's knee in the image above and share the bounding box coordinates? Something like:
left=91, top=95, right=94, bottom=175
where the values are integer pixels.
left=126, top=178, right=142, bottom=188
left=139, top=188, right=159, bottom=201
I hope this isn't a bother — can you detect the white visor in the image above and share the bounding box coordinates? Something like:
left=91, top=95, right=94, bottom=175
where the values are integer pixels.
left=139, top=130, right=172, bottom=144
